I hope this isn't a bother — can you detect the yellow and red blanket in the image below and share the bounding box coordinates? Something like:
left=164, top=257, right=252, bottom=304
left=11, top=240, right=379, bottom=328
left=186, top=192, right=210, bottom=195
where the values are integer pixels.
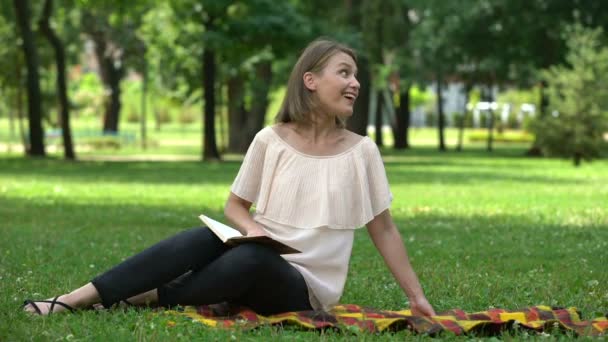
left=164, top=304, right=607, bottom=336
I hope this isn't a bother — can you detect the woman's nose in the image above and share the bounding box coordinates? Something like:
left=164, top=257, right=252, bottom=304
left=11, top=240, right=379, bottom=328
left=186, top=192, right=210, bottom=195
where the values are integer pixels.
left=351, top=76, right=360, bottom=90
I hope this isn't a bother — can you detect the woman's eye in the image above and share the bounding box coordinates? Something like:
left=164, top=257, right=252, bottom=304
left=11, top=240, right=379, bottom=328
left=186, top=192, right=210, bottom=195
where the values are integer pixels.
left=340, top=70, right=348, bottom=77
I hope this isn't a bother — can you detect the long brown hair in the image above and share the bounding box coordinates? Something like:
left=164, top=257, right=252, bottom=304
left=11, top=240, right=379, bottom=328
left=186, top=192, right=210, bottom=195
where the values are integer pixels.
left=275, top=38, right=357, bottom=128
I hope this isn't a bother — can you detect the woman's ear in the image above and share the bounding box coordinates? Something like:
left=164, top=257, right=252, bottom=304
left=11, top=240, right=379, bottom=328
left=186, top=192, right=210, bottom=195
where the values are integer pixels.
left=303, top=72, right=316, bottom=91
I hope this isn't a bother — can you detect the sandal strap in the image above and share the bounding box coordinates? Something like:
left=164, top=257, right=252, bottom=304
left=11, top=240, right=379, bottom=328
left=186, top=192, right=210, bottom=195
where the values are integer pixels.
left=23, top=300, right=42, bottom=315
left=49, top=296, right=75, bottom=313
left=23, top=296, right=75, bottom=314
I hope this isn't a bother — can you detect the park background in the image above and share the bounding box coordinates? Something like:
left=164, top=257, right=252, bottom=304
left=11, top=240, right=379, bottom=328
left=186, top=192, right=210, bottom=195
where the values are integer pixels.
left=1, top=0, right=607, bottom=340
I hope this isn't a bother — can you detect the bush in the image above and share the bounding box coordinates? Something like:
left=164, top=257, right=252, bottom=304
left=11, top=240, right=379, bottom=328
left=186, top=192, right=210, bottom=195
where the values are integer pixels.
left=126, top=107, right=140, bottom=123
left=156, top=108, right=172, bottom=124
left=531, top=25, right=608, bottom=166
left=80, top=136, right=121, bottom=150
left=468, top=130, right=534, bottom=143
left=178, top=108, right=196, bottom=125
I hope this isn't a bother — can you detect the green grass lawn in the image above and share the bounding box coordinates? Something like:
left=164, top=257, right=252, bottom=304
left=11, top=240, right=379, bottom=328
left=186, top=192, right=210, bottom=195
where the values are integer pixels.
left=1, top=144, right=607, bottom=340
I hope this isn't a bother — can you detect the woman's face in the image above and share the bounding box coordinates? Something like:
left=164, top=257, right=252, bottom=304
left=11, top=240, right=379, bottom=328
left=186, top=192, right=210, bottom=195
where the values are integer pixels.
left=307, top=52, right=360, bottom=118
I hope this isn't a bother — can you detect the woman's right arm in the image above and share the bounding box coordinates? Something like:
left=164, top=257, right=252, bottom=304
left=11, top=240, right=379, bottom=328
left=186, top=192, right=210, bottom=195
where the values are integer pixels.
left=224, top=192, right=267, bottom=237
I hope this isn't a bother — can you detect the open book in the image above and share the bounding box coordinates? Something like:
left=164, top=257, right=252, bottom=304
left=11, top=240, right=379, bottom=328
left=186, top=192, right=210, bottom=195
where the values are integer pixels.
left=198, top=215, right=300, bottom=255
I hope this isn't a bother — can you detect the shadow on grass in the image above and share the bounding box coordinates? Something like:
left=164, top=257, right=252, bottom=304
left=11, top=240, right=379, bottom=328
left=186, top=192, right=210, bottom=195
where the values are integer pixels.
left=385, top=166, right=586, bottom=185
left=0, top=157, right=242, bottom=185
left=0, top=151, right=598, bottom=187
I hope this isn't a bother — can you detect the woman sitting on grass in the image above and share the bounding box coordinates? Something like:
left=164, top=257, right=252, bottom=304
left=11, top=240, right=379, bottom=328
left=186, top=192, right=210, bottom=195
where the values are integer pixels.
left=23, top=38, right=435, bottom=317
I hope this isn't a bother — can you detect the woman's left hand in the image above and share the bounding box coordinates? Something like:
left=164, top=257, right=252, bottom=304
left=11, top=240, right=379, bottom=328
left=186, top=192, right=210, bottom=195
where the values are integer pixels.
left=410, top=296, right=436, bottom=317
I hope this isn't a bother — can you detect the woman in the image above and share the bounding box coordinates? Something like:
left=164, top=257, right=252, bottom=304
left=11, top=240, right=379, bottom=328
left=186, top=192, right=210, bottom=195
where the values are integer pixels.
left=23, top=39, right=435, bottom=317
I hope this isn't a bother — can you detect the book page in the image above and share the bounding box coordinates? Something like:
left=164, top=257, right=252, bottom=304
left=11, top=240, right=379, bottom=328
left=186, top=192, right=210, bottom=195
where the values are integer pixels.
left=198, top=214, right=300, bottom=254
left=199, top=215, right=242, bottom=242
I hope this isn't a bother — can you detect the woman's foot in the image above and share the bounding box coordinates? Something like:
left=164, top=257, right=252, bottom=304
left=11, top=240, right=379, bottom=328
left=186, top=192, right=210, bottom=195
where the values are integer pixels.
left=23, top=283, right=102, bottom=315
left=23, top=295, right=75, bottom=315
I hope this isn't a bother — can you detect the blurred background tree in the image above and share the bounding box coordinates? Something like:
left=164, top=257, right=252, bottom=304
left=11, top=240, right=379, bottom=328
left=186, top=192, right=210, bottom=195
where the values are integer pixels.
left=531, top=25, right=608, bottom=166
left=1, top=0, right=607, bottom=164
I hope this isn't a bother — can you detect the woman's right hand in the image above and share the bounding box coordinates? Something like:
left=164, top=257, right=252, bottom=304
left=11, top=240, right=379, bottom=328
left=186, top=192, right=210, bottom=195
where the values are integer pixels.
left=245, top=226, right=268, bottom=237
left=225, top=193, right=268, bottom=237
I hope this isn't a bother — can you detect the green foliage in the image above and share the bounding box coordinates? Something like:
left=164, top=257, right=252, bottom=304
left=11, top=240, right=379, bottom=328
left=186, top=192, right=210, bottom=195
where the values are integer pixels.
left=177, top=109, right=197, bottom=125
left=410, top=85, right=434, bottom=109
left=496, top=88, right=538, bottom=129
left=0, top=7, right=23, bottom=111
left=70, top=72, right=104, bottom=118
left=80, top=135, right=122, bottom=149
left=531, top=25, right=608, bottom=165
left=468, top=88, right=481, bottom=108
left=468, top=130, right=534, bottom=143
left=496, top=88, right=536, bottom=113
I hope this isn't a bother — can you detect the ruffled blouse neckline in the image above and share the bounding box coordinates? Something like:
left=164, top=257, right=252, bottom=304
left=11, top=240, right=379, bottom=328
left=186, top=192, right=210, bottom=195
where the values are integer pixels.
left=268, top=126, right=366, bottom=159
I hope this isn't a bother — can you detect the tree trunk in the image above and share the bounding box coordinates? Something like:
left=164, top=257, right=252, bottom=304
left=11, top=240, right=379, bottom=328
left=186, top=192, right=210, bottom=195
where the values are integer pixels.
left=90, top=32, right=124, bottom=133
left=436, top=74, right=446, bottom=151
left=13, top=0, right=45, bottom=156
left=141, top=58, right=148, bottom=149
left=102, top=66, right=122, bottom=133
left=485, top=85, right=494, bottom=152
left=347, top=56, right=370, bottom=136
left=456, top=83, right=471, bottom=152
left=374, top=90, right=384, bottom=146
left=344, top=0, right=369, bottom=136
left=39, top=0, right=75, bottom=160
left=227, top=74, right=246, bottom=153
left=5, top=86, right=15, bottom=152
left=15, top=58, right=27, bottom=150
left=217, top=83, right=226, bottom=150
left=227, top=61, right=273, bottom=153
left=394, top=84, right=411, bottom=149
left=245, top=60, right=272, bottom=150
left=202, top=48, right=220, bottom=160
left=525, top=80, right=547, bottom=156
left=573, top=151, right=581, bottom=166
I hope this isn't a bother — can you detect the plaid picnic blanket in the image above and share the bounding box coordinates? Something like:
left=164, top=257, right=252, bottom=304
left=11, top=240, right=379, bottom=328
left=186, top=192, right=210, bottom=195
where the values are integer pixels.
left=163, top=304, right=607, bottom=337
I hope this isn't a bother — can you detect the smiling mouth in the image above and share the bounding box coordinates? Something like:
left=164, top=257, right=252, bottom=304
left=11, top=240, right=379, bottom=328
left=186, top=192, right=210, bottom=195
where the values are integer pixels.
left=343, top=92, right=358, bottom=101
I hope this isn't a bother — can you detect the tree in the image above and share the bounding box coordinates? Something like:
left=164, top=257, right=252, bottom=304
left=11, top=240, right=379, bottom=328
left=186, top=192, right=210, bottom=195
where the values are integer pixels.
left=13, top=0, right=45, bottom=156
left=79, top=0, right=147, bottom=133
left=0, top=5, right=28, bottom=151
left=38, top=0, right=75, bottom=160
left=410, top=0, right=473, bottom=152
left=137, top=2, right=199, bottom=133
left=531, top=25, right=608, bottom=166
left=169, top=1, right=242, bottom=161
left=222, top=0, right=307, bottom=153
left=361, top=0, right=391, bottom=147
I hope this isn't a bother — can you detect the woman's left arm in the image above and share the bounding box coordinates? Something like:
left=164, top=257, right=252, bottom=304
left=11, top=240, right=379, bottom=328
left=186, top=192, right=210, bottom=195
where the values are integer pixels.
left=366, top=209, right=436, bottom=316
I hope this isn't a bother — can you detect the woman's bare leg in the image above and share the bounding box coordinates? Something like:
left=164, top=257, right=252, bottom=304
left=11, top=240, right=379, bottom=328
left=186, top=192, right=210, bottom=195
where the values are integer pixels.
left=24, top=284, right=159, bottom=314
left=124, top=289, right=158, bottom=306
left=23, top=283, right=101, bottom=315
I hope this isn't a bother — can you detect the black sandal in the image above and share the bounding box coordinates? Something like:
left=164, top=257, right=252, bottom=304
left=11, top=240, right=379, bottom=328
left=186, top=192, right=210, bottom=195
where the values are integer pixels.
left=23, top=296, right=75, bottom=315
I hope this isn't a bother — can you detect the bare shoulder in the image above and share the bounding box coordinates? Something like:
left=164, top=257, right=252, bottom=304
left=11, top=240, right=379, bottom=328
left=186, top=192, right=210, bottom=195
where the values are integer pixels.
left=270, top=122, right=291, bottom=138
left=341, top=129, right=364, bottom=142
left=339, top=129, right=365, bottom=148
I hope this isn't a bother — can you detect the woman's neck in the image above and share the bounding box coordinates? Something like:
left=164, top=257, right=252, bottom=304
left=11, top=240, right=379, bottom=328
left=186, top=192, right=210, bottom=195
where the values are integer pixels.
left=289, top=120, right=340, bottom=143
left=294, top=112, right=341, bottom=140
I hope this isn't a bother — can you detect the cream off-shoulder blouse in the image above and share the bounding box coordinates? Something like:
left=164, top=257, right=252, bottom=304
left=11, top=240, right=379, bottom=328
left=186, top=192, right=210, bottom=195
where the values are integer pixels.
left=230, top=126, right=393, bottom=311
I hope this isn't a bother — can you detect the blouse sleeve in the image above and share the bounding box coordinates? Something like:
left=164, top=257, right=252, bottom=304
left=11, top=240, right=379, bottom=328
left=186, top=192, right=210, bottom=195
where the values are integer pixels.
left=363, top=140, right=393, bottom=217
left=230, top=132, right=268, bottom=203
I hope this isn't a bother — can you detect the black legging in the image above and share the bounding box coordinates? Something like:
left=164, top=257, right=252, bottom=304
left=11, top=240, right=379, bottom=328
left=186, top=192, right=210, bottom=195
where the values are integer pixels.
left=91, top=227, right=312, bottom=315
